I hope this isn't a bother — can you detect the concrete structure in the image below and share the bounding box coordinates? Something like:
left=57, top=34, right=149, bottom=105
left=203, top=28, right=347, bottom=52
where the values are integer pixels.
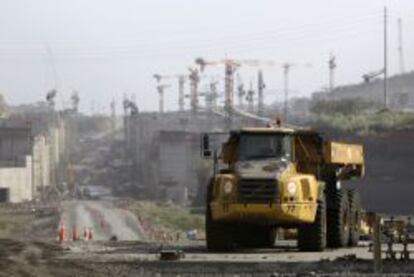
left=0, top=125, right=33, bottom=203
left=155, top=131, right=199, bottom=203
left=0, top=107, right=72, bottom=203
left=0, top=156, right=32, bottom=203
left=124, top=111, right=241, bottom=204
left=32, top=135, right=51, bottom=200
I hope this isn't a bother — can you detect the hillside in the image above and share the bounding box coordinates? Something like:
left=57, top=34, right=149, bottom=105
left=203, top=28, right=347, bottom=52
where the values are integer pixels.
left=312, top=71, right=414, bottom=110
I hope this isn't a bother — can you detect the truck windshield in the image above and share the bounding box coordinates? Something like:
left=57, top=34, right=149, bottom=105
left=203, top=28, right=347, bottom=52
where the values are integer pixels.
left=238, top=133, right=291, bottom=161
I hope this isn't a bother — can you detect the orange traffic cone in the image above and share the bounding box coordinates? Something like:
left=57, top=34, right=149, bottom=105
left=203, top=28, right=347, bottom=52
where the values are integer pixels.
left=58, top=222, right=66, bottom=243
left=72, top=224, right=79, bottom=241
left=87, top=228, right=93, bottom=240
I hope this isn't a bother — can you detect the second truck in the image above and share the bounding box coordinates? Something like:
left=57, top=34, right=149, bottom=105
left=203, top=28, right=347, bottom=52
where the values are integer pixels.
left=202, top=124, right=364, bottom=251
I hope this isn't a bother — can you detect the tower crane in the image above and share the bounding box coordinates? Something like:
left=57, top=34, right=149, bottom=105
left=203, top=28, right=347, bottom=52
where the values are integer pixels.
left=362, top=68, right=385, bottom=83
left=257, top=70, right=265, bottom=116
left=188, top=67, right=201, bottom=114
left=70, top=91, right=80, bottom=113
left=46, top=89, right=57, bottom=109
left=123, top=99, right=138, bottom=115
left=195, top=57, right=275, bottom=127
left=155, top=84, right=171, bottom=114
left=246, top=82, right=255, bottom=113
left=329, top=53, right=337, bottom=92
left=280, top=62, right=312, bottom=121
left=153, top=73, right=188, bottom=112
left=236, top=75, right=246, bottom=109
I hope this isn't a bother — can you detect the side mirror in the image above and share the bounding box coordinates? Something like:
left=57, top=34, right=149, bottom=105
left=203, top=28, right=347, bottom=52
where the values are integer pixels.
left=201, top=134, right=212, bottom=158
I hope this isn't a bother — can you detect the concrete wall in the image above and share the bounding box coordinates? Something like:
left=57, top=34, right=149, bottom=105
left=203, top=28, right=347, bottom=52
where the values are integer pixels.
left=0, top=127, right=31, bottom=164
left=157, top=131, right=199, bottom=204
left=32, top=135, right=50, bottom=199
left=0, top=156, right=32, bottom=203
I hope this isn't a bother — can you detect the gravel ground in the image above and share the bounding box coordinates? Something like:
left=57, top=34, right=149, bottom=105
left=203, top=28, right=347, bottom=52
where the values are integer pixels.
left=3, top=200, right=414, bottom=276
left=3, top=239, right=414, bottom=276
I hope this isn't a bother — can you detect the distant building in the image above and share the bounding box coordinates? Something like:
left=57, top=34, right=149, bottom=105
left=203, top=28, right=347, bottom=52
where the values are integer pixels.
left=0, top=115, right=66, bottom=203
left=0, top=125, right=33, bottom=202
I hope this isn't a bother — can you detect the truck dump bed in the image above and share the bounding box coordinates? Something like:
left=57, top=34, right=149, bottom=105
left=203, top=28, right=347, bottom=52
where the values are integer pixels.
left=323, top=141, right=365, bottom=178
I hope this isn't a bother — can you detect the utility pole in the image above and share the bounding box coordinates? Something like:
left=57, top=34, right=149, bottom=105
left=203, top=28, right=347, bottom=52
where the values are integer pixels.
left=157, top=85, right=164, bottom=114
left=210, top=82, right=218, bottom=111
left=398, top=18, right=405, bottom=74
left=283, top=64, right=290, bottom=121
left=257, top=70, right=265, bottom=117
left=237, top=82, right=245, bottom=109
left=110, top=99, right=116, bottom=139
left=156, top=84, right=170, bottom=114
left=188, top=67, right=200, bottom=114
left=383, top=6, right=388, bottom=110
left=329, top=53, right=337, bottom=92
left=247, top=82, right=255, bottom=113
left=224, top=62, right=235, bottom=115
left=178, top=76, right=185, bottom=112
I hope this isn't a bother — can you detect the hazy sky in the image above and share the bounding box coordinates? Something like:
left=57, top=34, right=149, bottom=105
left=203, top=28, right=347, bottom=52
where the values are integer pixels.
left=0, top=0, right=413, bottom=113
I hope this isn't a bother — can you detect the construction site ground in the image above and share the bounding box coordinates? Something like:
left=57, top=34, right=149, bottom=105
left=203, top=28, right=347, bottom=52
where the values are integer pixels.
left=1, top=199, right=414, bottom=276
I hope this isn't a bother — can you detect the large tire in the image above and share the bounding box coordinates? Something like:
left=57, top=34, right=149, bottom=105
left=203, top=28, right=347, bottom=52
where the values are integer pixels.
left=327, top=187, right=350, bottom=248
left=205, top=207, right=235, bottom=251
left=205, top=180, right=234, bottom=251
left=348, top=189, right=361, bottom=246
left=297, top=193, right=327, bottom=252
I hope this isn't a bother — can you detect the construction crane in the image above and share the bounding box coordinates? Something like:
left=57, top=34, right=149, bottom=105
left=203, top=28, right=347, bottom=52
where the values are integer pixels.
left=257, top=70, right=265, bottom=116
left=156, top=84, right=171, bottom=114
left=123, top=99, right=138, bottom=115
left=246, top=82, right=255, bottom=113
left=188, top=67, right=201, bottom=114
left=209, top=81, right=219, bottom=111
left=199, top=80, right=221, bottom=113
left=153, top=73, right=188, bottom=112
left=280, top=62, right=312, bottom=121
left=195, top=57, right=275, bottom=127
left=70, top=91, right=80, bottom=113
left=329, top=53, right=337, bottom=92
left=362, top=68, right=385, bottom=83
left=236, top=75, right=246, bottom=109
left=46, top=89, right=57, bottom=109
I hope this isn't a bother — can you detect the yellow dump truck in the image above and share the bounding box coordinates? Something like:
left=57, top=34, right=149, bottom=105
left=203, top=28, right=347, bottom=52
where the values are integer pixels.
left=202, top=126, right=364, bottom=251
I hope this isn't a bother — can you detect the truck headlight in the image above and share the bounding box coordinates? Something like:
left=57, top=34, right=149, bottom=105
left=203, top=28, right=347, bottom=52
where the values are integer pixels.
left=223, top=181, right=233, bottom=194
left=287, top=182, right=297, bottom=196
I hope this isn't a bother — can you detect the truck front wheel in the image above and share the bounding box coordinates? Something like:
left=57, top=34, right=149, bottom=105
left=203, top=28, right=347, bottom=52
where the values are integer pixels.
left=297, top=194, right=327, bottom=252
left=205, top=179, right=234, bottom=252
left=205, top=206, right=235, bottom=251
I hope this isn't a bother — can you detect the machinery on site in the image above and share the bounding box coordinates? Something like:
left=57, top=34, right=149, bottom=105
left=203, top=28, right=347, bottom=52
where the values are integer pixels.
left=201, top=123, right=364, bottom=251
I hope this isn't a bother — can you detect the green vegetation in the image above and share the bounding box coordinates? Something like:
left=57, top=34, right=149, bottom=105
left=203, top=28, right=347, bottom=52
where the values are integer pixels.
left=312, top=111, right=414, bottom=134
left=310, top=97, right=381, bottom=116
left=125, top=200, right=204, bottom=231
left=309, top=97, right=414, bottom=134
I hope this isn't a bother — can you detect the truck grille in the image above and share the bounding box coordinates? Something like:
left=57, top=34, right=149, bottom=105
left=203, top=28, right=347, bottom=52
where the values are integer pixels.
left=239, top=179, right=278, bottom=203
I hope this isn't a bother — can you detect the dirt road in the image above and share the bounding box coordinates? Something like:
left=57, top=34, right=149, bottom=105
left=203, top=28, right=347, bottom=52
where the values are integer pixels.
left=3, top=200, right=414, bottom=276
left=60, top=200, right=146, bottom=241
